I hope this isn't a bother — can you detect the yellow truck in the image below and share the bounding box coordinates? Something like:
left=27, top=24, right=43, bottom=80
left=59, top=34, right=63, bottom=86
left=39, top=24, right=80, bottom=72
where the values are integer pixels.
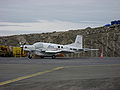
left=0, top=45, right=27, bottom=57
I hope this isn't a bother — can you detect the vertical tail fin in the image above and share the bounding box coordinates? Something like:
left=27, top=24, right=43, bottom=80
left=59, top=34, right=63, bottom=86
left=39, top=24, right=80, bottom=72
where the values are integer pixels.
left=66, top=35, right=83, bottom=49
left=74, top=35, right=83, bottom=49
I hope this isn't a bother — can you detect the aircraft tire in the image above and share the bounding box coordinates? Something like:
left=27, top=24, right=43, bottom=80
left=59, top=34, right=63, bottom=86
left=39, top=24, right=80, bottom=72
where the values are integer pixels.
left=28, top=55, right=32, bottom=59
left=40, top=56, right=44, bottom=58
left=28, top=52, right=32, bottom=59
left=52, top=55, right=56, bottom=59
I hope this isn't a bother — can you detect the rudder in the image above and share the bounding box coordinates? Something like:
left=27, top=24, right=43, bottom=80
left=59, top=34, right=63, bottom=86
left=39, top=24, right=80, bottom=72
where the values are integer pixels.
left=74, top=35, right=83, bottom=49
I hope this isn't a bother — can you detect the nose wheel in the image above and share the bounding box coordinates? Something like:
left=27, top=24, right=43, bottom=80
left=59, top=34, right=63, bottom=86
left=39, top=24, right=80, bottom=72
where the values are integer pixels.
left=28, top=52, right=32, bottom=59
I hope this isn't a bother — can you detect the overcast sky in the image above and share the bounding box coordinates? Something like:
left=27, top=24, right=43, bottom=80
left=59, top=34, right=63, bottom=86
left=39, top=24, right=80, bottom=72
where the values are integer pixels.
left=0, top=0, right=120, bottom=36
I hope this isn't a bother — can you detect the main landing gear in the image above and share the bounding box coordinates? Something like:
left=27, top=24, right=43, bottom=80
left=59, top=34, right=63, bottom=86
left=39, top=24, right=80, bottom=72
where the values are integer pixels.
left=40, top=56, right=44, bottom=58
left=52, top=55, right=56, bottom=59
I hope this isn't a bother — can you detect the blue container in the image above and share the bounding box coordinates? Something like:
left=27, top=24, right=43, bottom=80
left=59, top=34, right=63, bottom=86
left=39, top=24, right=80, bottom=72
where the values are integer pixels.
left=111, top=20, right=120, bottom=25
left=117, top=20, right=120, bottom=24
left=104, top=24, right=111, bottom=27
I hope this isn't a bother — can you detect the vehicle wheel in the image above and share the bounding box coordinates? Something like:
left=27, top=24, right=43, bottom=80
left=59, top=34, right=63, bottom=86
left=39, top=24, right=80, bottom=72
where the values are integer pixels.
left=52, top=55, right=56, bottom=59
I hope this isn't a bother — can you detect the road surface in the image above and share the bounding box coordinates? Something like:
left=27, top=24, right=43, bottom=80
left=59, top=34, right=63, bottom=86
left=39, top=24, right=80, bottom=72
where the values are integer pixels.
left=0, top=57, right=120, bottom=90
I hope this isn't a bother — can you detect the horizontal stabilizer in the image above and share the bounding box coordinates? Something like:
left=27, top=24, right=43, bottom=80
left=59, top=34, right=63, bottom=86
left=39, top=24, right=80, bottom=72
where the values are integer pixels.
left=84, top=48, right=99, bottom=51
left=45, top=49, right=75, bottom=54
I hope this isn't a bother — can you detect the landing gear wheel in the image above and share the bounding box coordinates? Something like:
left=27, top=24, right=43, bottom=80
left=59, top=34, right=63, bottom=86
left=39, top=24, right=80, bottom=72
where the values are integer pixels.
left=28, top=55, right=32, bottom=59
left=52, top=55, right=56, bottom=59
left=28, top=52, right=32, bottom=59
left=40, top=56, right=44, bottom=58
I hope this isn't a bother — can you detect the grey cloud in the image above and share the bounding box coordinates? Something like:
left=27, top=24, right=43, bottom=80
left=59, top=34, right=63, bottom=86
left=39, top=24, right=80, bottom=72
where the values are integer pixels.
left=0, top=0, right=120, bottom=23
left=0, top=0, right=120, bottom=36
left=0, top=30, right=42, bottom=36
left=0, top=24, right=30, bottom=27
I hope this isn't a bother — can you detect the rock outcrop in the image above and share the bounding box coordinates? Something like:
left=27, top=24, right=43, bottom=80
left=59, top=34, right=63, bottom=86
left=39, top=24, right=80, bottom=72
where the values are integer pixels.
left=0, top=24, right=120, bottom=57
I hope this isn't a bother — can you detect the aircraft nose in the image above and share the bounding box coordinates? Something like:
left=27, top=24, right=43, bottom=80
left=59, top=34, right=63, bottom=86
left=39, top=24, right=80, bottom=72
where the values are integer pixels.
left=23, top=45, right=35, bottom=51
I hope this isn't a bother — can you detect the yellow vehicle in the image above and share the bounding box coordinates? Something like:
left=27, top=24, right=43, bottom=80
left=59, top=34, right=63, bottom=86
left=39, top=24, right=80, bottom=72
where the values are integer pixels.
left=0, top=45, right=12, bottom=57
left=0, top=45, right=27, bottom=57
left=12, top=47, right=27, bottom=57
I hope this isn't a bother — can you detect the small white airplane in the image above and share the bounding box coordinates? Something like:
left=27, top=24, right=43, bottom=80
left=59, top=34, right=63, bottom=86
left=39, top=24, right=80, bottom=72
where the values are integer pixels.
left=22, top=35, right=98, bottom=59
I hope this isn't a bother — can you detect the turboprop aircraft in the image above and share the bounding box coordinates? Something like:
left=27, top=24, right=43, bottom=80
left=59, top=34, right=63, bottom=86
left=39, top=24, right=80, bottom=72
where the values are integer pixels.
left=22, top=35, right=98, bottom=59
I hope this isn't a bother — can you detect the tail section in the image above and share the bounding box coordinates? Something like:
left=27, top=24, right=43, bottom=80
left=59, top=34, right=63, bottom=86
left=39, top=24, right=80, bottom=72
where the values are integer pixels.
left=67, top=35, right=83, bottom=49
left=74, top=35, right=83, bottom=49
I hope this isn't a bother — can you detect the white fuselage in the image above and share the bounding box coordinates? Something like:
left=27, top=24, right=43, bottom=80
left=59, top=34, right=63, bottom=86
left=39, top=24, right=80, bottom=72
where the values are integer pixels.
left=23, top=42, right=83, bottom=56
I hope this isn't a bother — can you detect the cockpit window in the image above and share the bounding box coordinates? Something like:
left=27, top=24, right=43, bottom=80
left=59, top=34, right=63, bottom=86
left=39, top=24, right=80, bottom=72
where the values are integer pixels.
left=48, top=45, right=54, bottom=48
left=34, top=43, right=43, bottom=49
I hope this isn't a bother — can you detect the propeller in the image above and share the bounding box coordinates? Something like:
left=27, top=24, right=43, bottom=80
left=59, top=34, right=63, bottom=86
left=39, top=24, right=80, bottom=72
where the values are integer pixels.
left=19, top=42, right=26, bottom=48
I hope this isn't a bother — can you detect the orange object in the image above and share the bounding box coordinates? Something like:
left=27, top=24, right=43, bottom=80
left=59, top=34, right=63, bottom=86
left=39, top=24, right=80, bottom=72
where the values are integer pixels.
left=56, top=53, right=65, bottom=57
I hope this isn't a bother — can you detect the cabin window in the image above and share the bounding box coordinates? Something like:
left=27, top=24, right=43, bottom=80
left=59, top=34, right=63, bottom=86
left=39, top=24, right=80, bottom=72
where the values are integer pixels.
left=61, top=46, right=63, bottom=48
left=73, top=48, right=77, bottom=50
left=70, top=48, right=72, bottom=50
left=58, top=46, right=60, bottom=48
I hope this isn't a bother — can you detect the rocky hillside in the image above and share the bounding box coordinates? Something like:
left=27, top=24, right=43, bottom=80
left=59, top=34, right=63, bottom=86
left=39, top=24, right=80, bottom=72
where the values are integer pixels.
left=0, top=24, right=120, bottom=57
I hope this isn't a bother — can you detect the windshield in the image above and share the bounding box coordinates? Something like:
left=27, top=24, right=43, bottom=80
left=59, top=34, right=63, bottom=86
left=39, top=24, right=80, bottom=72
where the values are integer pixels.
left=34, top=42, right=43, bottom=49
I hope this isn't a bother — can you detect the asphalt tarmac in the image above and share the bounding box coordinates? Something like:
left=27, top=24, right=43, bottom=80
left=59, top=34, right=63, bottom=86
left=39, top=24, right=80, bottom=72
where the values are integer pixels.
left=0, top=57, right=120, bottom=90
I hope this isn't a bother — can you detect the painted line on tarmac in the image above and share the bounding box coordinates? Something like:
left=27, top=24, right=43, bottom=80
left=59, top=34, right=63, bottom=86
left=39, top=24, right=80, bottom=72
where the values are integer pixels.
left=0, top=67, right=64, bottom=86
left=0, top=64, right=120, bottom=86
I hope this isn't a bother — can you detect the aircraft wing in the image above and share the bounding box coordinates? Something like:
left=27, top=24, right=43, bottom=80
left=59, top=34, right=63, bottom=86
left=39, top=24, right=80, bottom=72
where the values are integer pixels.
left=84, top=48, right=99, bottom=51
left=45, top=49, right=74, bottom=54
left=45, top=50, right=61, bottom=54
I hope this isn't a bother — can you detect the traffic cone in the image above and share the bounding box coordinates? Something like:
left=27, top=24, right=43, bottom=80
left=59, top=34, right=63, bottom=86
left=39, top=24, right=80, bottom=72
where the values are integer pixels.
left=100, top=52, right=103, bottom=58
